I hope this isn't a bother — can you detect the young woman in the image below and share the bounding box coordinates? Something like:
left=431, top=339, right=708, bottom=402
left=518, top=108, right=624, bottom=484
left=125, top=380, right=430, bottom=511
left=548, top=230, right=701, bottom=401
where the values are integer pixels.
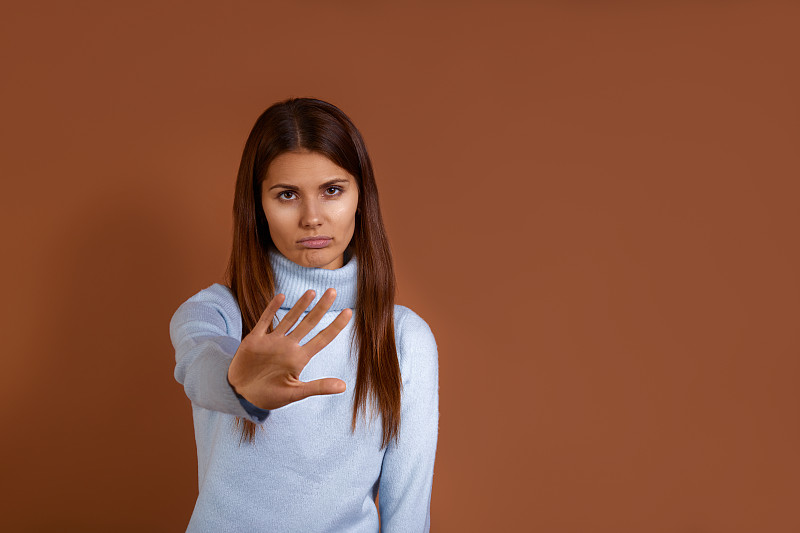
left=169, top=97, right=439, bottom=532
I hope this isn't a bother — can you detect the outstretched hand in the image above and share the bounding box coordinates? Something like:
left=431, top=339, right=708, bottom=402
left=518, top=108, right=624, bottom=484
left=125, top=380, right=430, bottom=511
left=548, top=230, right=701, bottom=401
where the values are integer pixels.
left=227, top=288, right=352, bottom=410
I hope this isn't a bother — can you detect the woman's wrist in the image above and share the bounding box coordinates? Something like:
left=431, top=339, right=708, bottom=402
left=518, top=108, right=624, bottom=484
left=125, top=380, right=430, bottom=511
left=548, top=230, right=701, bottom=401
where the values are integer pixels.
left=227, top=370, right=245, bottom=397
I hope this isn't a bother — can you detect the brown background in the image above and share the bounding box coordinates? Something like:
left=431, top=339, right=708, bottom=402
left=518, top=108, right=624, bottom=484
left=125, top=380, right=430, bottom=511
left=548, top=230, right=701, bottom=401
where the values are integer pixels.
left=1, top=1, right=798, bottom=531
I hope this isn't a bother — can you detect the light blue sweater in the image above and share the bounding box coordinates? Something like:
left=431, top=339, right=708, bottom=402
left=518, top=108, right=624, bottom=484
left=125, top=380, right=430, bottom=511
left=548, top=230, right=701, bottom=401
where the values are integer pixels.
left=169, top=248, right=439, bottom=532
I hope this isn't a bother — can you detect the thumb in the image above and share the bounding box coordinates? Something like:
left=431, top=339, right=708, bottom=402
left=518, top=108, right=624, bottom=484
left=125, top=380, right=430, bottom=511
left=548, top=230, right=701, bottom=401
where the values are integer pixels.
left=297, top=378, right=347, bottom=400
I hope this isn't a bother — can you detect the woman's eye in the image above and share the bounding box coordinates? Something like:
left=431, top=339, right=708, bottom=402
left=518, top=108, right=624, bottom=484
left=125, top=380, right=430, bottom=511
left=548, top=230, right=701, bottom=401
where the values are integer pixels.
left=277, top=187, right=341, bottom=201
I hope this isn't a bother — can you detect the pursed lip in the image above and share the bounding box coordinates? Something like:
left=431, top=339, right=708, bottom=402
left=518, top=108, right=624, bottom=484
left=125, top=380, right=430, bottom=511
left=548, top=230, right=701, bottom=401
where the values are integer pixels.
left=298, top=235, right=332, bottom=242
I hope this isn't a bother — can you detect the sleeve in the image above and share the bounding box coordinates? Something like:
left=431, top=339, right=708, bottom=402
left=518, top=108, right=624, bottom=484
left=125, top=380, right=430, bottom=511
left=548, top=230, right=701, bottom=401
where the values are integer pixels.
left=378, top=309, right=440, bottom=532
left=169, top=292, right=270, bottom=424
left=228, top=374, right=271, bottom=422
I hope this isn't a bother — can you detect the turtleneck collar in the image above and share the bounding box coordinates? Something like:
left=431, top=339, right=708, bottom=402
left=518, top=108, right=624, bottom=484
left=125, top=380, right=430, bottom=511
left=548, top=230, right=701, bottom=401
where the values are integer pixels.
left=267, top=247, right=358, bottom=311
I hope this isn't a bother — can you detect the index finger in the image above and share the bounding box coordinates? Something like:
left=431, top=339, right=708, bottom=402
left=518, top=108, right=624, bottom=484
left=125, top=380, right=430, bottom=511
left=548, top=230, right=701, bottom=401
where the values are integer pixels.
left=301, top=308, right=353, bottom=358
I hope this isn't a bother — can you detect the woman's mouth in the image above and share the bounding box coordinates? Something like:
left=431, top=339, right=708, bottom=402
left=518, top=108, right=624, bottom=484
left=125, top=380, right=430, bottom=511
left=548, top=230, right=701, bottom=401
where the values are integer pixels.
left=299, top=237, right=332, bottom=249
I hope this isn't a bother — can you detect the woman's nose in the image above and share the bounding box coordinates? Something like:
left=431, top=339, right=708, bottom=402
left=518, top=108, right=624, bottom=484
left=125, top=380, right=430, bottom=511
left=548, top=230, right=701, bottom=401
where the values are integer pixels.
left=300, top=200, right=322, bottom=226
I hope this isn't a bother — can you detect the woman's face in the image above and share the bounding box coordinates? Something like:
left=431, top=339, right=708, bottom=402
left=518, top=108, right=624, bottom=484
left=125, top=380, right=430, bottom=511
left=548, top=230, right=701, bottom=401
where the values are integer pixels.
left=261, top=150, right=359, bottom=270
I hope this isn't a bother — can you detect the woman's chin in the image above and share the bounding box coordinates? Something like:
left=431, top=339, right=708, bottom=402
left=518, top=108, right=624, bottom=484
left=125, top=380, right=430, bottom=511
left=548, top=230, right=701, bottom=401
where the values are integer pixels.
left=291, top=248, right=344, bottom=270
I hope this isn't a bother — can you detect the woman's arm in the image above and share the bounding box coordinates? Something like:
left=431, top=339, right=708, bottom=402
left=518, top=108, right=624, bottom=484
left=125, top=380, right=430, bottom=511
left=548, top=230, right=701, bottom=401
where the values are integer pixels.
left=169, top=286, right=269, bottom=423
left=378, top=309, right=440, bottom=532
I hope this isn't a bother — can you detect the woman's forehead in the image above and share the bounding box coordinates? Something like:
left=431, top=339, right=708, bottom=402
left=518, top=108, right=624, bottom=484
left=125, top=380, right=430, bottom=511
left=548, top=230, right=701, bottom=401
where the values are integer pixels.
left=264, top=151, right=354, bottom=185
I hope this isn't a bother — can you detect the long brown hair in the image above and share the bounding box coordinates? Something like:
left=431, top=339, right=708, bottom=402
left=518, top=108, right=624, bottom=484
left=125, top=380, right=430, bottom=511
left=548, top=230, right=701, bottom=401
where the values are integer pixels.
left=223, top=97, right=401, bottom=449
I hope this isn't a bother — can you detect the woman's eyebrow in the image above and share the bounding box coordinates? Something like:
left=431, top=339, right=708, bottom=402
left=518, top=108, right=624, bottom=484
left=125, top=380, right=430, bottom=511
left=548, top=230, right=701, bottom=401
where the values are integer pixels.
left=268, top=178, right=349, bottom=191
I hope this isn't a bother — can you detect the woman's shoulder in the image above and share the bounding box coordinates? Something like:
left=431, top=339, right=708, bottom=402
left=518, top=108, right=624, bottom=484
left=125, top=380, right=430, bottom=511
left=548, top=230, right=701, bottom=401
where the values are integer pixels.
left=179, top=282, right=238, bottom=310
left=170, top=282, right=242, bottom=339
left=393, top=305, right=433, bottom=335
left=392, top=304, right=438, bottom=368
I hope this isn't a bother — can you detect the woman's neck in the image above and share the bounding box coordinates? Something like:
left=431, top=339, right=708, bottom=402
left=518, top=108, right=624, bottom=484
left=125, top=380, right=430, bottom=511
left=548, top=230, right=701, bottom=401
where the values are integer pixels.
left=267, top=247, right=358, bottom=311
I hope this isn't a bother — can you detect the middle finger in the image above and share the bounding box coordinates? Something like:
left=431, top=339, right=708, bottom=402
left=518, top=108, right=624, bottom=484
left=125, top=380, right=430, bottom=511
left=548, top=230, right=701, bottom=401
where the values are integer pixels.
left=286, top=288, right=336, bottom=341
left=272, top=289, right=316, bottom=336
